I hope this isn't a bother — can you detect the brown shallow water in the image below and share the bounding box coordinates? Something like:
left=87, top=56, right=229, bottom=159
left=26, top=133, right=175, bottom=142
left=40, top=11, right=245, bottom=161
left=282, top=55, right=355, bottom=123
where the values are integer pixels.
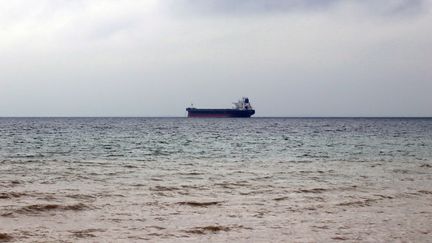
left=1, top=158, right=431, bottom=242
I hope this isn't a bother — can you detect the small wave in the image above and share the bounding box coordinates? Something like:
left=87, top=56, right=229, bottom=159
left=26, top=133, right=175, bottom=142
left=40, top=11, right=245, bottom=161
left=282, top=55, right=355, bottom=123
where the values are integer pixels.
left=184, top=225, right=230, bottom=234
left=393, top=169, right=410, bottom=174
left=417, top=190, right=432, bottom=195
left=150, top=186, right=181, bottom=191
left=146, top=226, right=166, bottom=230
left=373, top=194, right=394, bottom=199
left=71, top=231, right=96, bottom=238
left=296, top=188, right=327, bottom=193
left=14, top=203, right=89, bottom=215
left=146, top=232, right=176, bottom=238
left=0, top=233, right=13, bottom=241
left=0, top=192, right=27, bottom=199
left=65, top=194, right=96, bottom=200
left=184, top=224, right=250, bottom=235
left=214, top=181, right=251, bottom=189
left=1, top=180, right=23, bottom=188
left=177, top=201, right=222, bottom=207
left=179, top=172, right=204, bottom=176
left=332, top=236, right=349, bottom=241
left=70, top=229, right=105, bottom=238
left=337, top=199, right=377, bottom=207
left=131, top=183, right=145, bottom=187
left=180, top=185, right=207, bottom=190
left=295, top=186, right=357, bottom=194
left=122, top=164, right=138, bottom=168
left=273, top=196, right=289, bottom=201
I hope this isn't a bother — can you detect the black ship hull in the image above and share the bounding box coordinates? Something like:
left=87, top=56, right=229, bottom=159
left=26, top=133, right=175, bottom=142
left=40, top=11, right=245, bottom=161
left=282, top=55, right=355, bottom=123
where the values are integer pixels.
left=186, top=108, right=255, bottom=118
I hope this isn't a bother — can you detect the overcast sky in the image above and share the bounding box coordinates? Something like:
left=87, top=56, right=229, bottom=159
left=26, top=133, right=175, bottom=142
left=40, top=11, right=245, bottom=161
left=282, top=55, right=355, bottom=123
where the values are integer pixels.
left=0, top=0, right=431, bottom=117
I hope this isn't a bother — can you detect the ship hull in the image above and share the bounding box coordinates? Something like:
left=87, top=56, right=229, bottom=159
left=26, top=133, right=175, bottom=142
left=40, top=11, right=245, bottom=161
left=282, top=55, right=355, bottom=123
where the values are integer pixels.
left=186, top=108, right=255, bottom=118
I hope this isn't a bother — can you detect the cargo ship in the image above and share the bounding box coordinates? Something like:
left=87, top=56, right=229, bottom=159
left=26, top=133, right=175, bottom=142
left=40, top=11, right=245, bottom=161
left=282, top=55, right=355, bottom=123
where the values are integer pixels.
left=186, top=97, right=255, bottom=118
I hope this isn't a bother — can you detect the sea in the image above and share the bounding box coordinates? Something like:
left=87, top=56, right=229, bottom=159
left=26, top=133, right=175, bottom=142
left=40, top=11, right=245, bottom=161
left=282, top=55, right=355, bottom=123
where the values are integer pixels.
left=0, top=117, right=431, bottom=242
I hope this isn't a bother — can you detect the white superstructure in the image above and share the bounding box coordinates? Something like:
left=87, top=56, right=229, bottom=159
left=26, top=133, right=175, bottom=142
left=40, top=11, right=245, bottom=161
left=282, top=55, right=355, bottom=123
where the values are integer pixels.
left=233, top=97, right=253, bottom=110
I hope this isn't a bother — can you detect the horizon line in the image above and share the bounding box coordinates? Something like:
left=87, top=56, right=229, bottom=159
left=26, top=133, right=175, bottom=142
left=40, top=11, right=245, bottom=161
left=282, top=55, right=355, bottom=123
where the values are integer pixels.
left=0, top=116, right=431, bottom=119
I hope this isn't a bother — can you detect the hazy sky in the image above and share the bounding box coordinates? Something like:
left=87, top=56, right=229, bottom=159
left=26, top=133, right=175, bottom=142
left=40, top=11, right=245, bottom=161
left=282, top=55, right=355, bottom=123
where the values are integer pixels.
left=1, top=0, right=431, bottom=116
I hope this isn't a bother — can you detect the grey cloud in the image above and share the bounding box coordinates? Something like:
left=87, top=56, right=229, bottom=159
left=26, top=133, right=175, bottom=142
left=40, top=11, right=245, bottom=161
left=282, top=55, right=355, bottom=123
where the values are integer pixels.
left=386, top=0, right=426, bottom=15
left=165, top=0, right=427, bottom=16
left=165, top=0, right=339, bottom=14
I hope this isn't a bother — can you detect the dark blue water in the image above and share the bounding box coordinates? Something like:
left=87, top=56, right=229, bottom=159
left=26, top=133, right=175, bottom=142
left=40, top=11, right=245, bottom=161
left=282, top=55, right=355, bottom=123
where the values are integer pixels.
left=1, top=118, right=431, bottom=163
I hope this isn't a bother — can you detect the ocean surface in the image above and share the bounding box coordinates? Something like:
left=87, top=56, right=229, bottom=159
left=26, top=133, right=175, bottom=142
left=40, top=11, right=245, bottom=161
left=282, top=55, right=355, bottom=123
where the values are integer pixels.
left=0, top=117, right=431, bottom=242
